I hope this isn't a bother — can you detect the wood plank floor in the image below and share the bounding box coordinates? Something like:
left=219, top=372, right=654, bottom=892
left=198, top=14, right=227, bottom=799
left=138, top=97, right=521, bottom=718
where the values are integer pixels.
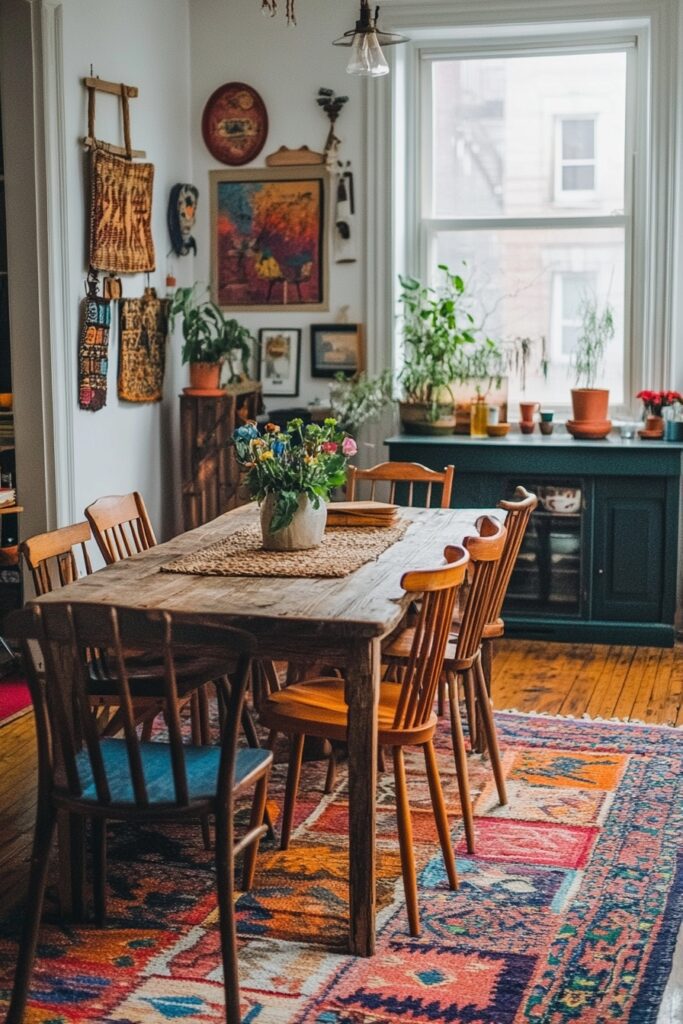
left=0, top=639, right=680, bottom=916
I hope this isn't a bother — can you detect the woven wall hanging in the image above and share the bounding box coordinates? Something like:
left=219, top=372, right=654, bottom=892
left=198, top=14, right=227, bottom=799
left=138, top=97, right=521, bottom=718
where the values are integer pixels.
left=78, top=280, right=111, bottom=412
left=85, top=79, right=156, bottom=274
left=118, top=288, right=169, bottom=403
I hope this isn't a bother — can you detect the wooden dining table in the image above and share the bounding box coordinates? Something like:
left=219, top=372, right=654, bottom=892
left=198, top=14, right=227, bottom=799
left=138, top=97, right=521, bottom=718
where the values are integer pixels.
left=33, top=502, right=496, bottom=957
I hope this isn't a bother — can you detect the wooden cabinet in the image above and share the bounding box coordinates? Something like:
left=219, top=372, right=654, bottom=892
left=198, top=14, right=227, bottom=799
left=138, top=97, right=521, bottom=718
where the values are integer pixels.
left=180, top=384, right=262, bottom=531
left=386, top=433, right=683, bottom=646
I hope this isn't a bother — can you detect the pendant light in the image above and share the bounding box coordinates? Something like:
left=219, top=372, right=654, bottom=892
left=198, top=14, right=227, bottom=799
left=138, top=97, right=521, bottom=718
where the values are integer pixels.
left=333, top=2, right=408, bottom=78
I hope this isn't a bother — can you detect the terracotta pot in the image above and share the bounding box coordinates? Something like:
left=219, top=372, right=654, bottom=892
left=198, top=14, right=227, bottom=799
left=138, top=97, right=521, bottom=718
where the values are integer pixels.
left=260, top=493, right=327, bottom=551
left=519, top=401, right=540, bottom=423
left=189, top=362, right=221, bottom=391
left=644, top=414, right=664, bottom=434
left=570, top=388, right=609, bottom=422
left=399, top=400, right=456, bottom=436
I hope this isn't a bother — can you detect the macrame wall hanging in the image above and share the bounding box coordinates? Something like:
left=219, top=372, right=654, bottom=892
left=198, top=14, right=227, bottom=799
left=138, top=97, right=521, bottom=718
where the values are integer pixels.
left=118, top=288, right=169, bottom=403
left=84, top=77, right=156, bottom=275
left=78, top=273, right=111, bottom=412
left=261, top=0, right=296, bottom=23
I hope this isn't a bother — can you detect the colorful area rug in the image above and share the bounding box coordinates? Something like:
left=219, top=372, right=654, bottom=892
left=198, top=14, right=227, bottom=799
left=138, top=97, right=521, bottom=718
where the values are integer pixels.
left=0, top=674, right=31, bottom=726
left=0, top=711, right=681, bottom=1022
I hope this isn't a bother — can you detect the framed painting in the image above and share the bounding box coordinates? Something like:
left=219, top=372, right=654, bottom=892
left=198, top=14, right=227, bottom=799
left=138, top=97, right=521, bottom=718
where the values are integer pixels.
left=210, top=166, right=328, bottom=312
left=258, top=328, right=301, bottom=397
left=310, top=323, right=363, bottom=378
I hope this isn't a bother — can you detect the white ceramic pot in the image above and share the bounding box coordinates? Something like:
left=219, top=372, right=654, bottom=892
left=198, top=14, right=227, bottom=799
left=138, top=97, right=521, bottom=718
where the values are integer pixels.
left=260, top=493, right=327, bottom=551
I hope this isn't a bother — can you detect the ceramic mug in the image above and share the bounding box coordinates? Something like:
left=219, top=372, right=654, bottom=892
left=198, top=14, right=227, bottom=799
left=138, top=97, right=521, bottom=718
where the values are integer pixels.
left=487, top=405, right=500, bottom=426
left=519, top=401, right=541, bottom=423
left=540, top=410, right=554, bottom=423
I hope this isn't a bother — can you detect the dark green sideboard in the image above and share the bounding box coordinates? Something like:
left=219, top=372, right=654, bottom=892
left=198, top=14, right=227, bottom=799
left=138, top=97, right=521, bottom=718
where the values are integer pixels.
left=386, top=433, right=683, bottom=647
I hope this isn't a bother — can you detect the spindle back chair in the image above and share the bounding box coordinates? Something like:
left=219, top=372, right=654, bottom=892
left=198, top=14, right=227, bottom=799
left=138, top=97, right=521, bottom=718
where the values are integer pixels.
left=347, top=461, right=455, bottom=509
left=21, top=521, right=94, bottom=596
left=85, top=492, right=156, bottom=564
left=4, top=603, right=271, bottom=1024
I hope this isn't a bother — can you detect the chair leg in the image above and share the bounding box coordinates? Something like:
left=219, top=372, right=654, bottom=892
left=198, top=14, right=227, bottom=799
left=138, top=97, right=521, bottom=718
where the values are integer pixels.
left=199, top=685, right=211, bottom=744
left=6, top=801, right=56, bottom=1024
left=280, top=733, right=305, bottom=850
left=239, top=702, right=275, bottom=842
left=241, top=773, right=269, bottom=892
left=447, top=672, right=476, bottom=854
left=214, top=810, right=241, bottom=1024
left=474, top=656, right=507, bottom=806
left=463, top=668, right=477, bottom=748
left=437, top=671, right=445, bottom=717
left=423, top=740, right=458, bottom=890
left=324, top=746, right=337, bottom=794
left=92, top=817, right=107, bottom=925
left=392, top=746, right=420, bottom=937
left=189, top=691, right=212, bottom=850
left=69, top=813, right=86, bottom=922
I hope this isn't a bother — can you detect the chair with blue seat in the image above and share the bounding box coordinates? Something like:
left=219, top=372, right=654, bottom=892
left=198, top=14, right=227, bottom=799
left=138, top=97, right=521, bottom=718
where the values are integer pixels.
left=4, top=602, right=271, bottom=1024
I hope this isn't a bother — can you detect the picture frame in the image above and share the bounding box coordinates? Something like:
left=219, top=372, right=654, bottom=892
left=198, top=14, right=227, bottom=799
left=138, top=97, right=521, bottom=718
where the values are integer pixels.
left=210, top=166, right=328, bottom=312
left=258, top=328, right=301, bottom=397
left=310, top=323, right=363, bottom=378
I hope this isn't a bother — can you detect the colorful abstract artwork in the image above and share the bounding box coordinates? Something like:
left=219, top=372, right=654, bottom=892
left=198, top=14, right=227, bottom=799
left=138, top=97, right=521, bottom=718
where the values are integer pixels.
left=0, top=712, right=680, bottom=1023
left=210, top=167, right=327, bottom=312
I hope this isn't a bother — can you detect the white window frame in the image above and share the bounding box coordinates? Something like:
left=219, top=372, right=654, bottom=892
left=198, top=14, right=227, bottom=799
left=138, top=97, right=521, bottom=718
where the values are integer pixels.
left=364, top=3, right=679, bottom=421
left=554, top=115, right=598, bottom=204
left=417, top=40, right=633, bottom=414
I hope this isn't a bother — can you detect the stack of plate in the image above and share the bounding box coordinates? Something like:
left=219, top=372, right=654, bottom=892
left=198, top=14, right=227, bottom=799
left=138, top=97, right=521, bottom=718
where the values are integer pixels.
left=326, top=501, right=400, bottom=528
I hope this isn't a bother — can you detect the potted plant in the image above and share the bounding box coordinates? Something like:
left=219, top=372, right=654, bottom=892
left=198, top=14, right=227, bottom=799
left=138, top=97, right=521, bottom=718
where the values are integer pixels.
left=450, top=336, right=507, bottom=434
left=567, top=297, right=614, bottom=439
left=170, top=285, right=255, bottom=392
left=636, top=390, right=683, bottom=439
left=232, top=417, right=357, bottom=550
left=398, top=265, right=479, bottom=434
left=328, top=369, right=394, bottom=435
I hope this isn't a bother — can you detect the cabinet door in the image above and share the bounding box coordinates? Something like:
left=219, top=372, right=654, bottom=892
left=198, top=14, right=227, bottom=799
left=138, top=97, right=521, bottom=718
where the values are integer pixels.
left=592, top=478, right=664, bottom=622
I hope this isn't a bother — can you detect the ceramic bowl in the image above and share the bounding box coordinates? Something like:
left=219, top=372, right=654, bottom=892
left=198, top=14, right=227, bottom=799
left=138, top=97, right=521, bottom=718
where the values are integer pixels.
left=486, top=423, right=510, bottom=437
left=540, top=486, right=582, bottom=514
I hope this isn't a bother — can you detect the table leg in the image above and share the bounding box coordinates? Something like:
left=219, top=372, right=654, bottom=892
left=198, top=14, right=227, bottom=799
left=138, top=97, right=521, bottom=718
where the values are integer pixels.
left=345, top=637, right=380, bottom=956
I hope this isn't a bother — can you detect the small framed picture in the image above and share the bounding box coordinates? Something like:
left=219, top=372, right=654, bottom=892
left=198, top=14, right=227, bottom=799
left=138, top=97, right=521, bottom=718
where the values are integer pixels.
left=310, top=323, right=363, bottom=378
left=258, top=328, right=301, bottom=397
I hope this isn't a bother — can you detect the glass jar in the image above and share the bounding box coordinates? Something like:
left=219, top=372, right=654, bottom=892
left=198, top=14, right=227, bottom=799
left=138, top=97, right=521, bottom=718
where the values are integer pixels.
left=470, top=396, right=488, bottom=437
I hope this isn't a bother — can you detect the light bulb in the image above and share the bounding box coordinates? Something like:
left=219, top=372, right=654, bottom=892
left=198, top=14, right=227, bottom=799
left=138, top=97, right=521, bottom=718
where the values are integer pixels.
left=346, top=30, right=389, bottom=77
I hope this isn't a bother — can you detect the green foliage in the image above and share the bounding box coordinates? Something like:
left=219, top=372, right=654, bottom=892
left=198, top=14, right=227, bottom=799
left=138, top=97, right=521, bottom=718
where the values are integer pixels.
left=169, top=285, right=255, bottom=381
left=232, top=418, right=357, bottom=532
left=328, top=370, right=394, bottom=434
left=398, top=264, right=503, bottom=417
left=572, top=298, right=615, bottom=389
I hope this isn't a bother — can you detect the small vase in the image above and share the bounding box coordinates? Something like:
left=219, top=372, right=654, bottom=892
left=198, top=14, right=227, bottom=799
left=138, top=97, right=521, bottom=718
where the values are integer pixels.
left=644, top=414, right=664, bottom=436
left=188, top=362, right=221, bottom=392
left=260, top=493, right=327, bottom=551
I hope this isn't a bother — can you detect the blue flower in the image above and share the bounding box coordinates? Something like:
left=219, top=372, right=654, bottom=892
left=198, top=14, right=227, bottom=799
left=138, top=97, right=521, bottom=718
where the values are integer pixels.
left=234, top=423, right=259, bottom=441
left=272, top=440, right=285, bottom=456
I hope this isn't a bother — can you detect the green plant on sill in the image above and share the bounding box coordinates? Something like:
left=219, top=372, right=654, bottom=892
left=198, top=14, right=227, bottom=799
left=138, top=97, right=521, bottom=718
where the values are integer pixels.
left=572, top=297, right=614, bottom=389
left=169, top=285, right=255, bottom=382
left=398, top=264, right=488, bottom=419
left=328, top=369, right=394, bottom=435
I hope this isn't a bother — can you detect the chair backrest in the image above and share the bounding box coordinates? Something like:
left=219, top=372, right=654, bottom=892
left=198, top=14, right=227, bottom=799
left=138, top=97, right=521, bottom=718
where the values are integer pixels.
left=85, top=492, right=157, bottom=565
left=347, top=461, right=454, bottom=509
left=6, top=603, right=256, bottom=811
left=489, top=486, right=538, bottom=623
left=446, top=515, right=507, bottom=666
left=21, top=522, right=94, bottom=596
left=392, top=548, right=470, bottom=730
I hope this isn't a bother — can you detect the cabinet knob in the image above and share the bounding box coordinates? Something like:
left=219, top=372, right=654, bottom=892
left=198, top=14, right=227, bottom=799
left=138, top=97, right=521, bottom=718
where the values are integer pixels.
left=597, top=568, right=604, bottom=575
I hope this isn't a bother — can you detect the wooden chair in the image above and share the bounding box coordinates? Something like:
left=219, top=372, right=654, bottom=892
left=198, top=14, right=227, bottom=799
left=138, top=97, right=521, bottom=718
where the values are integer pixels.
left=84, top=492, right=156, bottom=564
left=259, top=548, right=470, bottom=937
left=21, top=521, right=94, bottom=595
left=383, top=516, right=508, bottom=854
left=347, top=461, right=455, bottom=508
left=4, top=603, right=271, bottom=1024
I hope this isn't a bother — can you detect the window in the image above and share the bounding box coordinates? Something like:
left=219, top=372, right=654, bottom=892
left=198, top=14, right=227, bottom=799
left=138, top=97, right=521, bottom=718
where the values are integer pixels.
left=414, top=45, right=631, bottom=408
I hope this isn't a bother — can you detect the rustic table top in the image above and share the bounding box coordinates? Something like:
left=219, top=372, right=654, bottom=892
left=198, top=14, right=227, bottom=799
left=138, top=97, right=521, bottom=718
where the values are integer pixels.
left=32, top=504, right=496, bottom=643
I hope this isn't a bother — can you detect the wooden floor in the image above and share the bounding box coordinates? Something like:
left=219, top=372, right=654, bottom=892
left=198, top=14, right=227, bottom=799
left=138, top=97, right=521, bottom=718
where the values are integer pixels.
left=0, top=639, right=681, bottom=914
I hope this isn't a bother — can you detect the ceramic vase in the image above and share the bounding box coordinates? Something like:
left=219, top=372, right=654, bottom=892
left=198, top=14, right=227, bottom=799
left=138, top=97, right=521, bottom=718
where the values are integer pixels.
left=260, top=493, right=327, bottom=551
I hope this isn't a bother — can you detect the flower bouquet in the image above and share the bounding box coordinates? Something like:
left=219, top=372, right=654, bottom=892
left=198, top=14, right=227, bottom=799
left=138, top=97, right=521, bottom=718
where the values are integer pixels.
left=233, top=418, right=358, bottom=550
left=636, top=390, right=683, bottom=440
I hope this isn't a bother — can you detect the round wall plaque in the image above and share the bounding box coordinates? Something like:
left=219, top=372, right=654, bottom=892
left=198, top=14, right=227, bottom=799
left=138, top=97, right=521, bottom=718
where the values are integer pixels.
left=201, top=82, right=269, bottom=166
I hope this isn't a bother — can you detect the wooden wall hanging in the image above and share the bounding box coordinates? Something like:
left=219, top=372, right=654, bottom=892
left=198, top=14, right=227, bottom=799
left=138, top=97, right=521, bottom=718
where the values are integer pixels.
left=84, top=77, right=156, bottom=274
left=118, top=288, right=168, bottom=403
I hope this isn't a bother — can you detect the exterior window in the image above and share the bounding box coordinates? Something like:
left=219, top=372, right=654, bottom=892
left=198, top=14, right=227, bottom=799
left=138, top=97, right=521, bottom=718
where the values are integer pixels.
left=418, top=48, right=630, bottom=408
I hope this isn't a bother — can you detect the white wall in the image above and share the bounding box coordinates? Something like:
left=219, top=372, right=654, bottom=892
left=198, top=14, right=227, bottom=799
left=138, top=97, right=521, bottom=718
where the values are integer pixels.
left=55, top=0, right=193, bottom=540
left=189, top=0, right=368, bottom=412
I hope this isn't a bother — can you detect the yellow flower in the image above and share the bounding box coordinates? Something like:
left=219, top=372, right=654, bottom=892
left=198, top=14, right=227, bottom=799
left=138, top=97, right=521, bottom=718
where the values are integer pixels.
left=304, top=454, right=318, bottom=465
left=258, top=450, right=274, bottom=461
left=250, top=438, right=266, bottom=449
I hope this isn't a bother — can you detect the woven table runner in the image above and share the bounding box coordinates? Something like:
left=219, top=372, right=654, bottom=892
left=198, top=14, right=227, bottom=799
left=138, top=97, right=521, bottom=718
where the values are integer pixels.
left=161, top=520, right=411, bottom=579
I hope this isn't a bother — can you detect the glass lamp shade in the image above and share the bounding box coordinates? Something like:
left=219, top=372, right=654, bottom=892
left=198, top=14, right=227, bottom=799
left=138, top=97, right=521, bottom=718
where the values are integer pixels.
left=346, top=30, right=390, bottom=76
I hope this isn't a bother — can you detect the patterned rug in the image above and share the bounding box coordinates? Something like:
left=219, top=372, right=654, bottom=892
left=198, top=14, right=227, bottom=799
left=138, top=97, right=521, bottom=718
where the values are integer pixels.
left=0, top=711, right=681, bottom=1023
left=0, top=674, right=31, bottom=726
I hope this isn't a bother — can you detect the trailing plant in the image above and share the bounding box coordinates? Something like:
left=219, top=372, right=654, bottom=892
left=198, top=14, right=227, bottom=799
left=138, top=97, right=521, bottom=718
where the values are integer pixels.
left=328, top=370, right=394, bottom=434
left=572, top=298, right=614, bottom=389
left=232, top=418, right=357, bottom=532
left=170, top=285, right=255, bottom=381
left=502, top=336, right=549, bottom=392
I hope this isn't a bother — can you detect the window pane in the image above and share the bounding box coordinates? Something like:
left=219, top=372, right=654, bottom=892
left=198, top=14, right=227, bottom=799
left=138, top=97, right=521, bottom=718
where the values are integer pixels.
left=562, top=165, right=595, bottom=191
left=432, top=226, right=625, bottom=405
left=432, top=51, right=626, bottom=217
left=562, top=119, right=594, bottom=160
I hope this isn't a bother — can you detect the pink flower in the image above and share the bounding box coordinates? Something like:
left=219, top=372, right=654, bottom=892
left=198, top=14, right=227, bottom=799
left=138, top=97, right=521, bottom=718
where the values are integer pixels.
left=321, top=441, right=338, bottom=453
left=342, top=437, right=358, bottom=457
